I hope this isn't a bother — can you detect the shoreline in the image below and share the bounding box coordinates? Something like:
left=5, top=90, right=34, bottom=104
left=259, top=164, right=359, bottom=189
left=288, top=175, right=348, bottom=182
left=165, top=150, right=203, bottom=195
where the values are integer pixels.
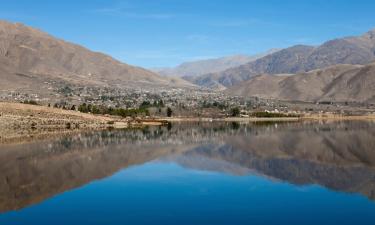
left=1, top=102, right=375, bottom=143
left=160, top=114, right=375, bottom=122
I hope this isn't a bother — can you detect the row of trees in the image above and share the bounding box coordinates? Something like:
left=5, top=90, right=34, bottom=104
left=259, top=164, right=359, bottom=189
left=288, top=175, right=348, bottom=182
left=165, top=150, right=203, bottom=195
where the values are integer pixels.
left=78, top=103, right=150, bottom=117
left=77, top=103, right=173, bottom=118
left=139, top=100, right=165, bottom=109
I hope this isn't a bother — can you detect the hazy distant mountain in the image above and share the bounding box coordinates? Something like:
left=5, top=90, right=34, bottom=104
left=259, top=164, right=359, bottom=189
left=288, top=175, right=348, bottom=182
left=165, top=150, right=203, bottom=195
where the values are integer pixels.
left=0, top=20, right=193, bottom=93
left=193, top=28, right=375, bottom=89
left=226, top=62, right=375, bottom=103
left=152, top=49, right=279, bottom=78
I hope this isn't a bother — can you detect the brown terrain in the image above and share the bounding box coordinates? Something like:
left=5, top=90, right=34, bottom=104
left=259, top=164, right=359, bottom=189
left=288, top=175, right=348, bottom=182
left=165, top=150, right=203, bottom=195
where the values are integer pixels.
left=153, top=49, right=279, bottom=78
left=193, top=28, right=375, bottom=88
left=0, top=102, right=114, bottom=142
left=1, top=101, right=375, bottom=143
left=0, top=20, right=194, bottom=97
left=226, top=62, right=375, bottom=103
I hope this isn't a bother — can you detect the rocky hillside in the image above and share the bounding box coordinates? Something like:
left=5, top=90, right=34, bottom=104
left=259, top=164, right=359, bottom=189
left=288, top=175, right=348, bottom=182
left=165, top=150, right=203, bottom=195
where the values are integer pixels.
left=0, top=20, right=192, bottom=93
left=226, top=63, right=375, bottom=103
left=152, top=49, right=279, bottom=78
left=193, top=29, right=375, bottom=88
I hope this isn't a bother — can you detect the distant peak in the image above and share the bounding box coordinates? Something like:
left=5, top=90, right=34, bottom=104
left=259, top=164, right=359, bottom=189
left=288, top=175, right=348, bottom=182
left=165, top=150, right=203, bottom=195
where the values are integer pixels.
left=366, top=28, right=375, bottom=38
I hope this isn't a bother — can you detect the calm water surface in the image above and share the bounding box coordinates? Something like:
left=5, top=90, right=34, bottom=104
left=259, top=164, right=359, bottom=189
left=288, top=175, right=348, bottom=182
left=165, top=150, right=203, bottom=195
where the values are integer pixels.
left=1, top=121, right=375, bottom=225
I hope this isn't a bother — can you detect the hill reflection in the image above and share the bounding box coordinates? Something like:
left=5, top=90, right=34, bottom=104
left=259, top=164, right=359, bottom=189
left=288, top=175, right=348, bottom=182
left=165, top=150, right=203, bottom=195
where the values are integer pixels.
left=1, top=121, right=375, bottom=212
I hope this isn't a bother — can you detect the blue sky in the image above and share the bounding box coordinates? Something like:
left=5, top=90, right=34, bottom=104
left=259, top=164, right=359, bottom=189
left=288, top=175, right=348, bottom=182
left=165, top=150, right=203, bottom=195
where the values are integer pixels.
left=1, top=0, right=375, bottom=68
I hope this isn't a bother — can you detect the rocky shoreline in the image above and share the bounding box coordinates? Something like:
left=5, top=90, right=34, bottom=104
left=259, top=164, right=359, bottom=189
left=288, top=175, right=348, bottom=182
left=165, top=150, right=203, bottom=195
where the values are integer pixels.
left=0, top=102, right=170, bottom=143
left=1, top=102, right=375, bottom=144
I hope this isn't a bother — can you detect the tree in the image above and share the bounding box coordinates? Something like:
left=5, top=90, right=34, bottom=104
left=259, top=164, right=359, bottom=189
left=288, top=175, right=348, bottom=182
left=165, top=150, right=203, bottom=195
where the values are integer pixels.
left=78, top=103, right=88, bottom=113
left=167, top=107, right=173, bottom=117
left=140, top=101, right=151, bottom=109
left=231, top=107, right=240, bottom=117
left=91, top=105, right=100, bottom=114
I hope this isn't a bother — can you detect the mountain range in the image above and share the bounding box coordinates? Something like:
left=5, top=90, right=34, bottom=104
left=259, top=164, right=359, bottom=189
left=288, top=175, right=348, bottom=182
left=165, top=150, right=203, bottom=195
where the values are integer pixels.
left=226, top=63, right=375, bottom=103
left=192, top=29, right=375, bottom=89
left=1, top=19, right=375, bottom=104
left=0, top=20, right=193, bottom=94
left=152, top=49, right=279, bottom=78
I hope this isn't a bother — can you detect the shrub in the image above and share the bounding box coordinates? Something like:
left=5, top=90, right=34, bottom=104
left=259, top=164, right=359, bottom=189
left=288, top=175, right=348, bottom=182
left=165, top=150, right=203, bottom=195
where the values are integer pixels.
left=231, top=107, right=240, bottom=117
left=22, top=100, right=38, bottom=105
left=251, top=111, right=296, bottom=118
left=167, top=107, right=173, bottom=117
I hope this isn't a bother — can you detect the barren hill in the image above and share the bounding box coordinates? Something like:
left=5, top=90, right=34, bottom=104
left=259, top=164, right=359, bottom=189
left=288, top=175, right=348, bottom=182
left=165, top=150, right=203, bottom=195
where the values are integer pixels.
left=194, top=29, right=375, bottom=88
left=226, top=63, right=375, bottom=103
left=152, top=49, right=279, bottom=78
left=0, top=20, right=192, bottom=93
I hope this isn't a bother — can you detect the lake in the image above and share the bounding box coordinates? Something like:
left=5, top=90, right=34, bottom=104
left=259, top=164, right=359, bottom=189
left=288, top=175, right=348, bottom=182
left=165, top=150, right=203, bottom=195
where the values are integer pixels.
left=1, top=121, right=375, bottom=225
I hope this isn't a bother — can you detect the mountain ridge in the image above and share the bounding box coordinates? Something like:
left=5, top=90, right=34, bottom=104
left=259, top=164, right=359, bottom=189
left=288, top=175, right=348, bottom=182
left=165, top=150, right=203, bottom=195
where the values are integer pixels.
left=192, top=28, right=375, bottom=89
left=226, top=62, right=375, bottom=103
left=152, top=49, right=280, bottom=78
left=0, top=20, right=193, bottom=93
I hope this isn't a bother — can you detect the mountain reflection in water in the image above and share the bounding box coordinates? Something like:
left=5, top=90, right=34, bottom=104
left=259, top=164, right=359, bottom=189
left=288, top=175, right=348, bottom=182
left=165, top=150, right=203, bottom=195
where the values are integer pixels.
left=1, top=121, right=375, bottom=214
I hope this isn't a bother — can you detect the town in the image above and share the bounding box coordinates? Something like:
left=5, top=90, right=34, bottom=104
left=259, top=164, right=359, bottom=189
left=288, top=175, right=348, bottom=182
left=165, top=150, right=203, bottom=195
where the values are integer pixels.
left=1, top=84, right=374, bottom=119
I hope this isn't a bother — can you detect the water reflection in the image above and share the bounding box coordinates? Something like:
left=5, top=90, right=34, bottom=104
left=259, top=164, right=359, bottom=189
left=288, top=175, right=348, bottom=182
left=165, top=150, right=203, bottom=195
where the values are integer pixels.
left=1, top=121, right=375, bottom=213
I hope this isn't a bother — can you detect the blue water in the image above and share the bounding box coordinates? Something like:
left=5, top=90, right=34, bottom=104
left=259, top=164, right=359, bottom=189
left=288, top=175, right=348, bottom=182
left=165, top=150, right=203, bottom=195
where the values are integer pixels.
left=1, top=162, right=375, bottom=225
left=1, top=121, right=375, bottom=224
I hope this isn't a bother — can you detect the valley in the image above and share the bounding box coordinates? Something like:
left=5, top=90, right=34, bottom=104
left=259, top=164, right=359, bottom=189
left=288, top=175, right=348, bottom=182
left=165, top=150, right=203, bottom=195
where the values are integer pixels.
left=1, top=19, right=375, bottom=139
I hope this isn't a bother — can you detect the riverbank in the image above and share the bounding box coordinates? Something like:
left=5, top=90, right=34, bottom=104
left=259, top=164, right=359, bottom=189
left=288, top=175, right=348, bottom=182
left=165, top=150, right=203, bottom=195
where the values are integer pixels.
left=1, top=102, right=375, bottom=143
left=0, top=102, right=109, bottom=143
left=163, top=117, right=301, bottom=122
left=0, top=102, right=166, bottom=143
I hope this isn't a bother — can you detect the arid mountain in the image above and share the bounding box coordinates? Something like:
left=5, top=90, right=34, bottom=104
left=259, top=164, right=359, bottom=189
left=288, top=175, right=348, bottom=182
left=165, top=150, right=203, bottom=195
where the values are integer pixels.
left=193, top=29, right=375, bottom=88
left=152, top=49, right=279, bottom=78
left=0, top=20, right=193, bottom=93
left=226, top=63, right=375, bottom=103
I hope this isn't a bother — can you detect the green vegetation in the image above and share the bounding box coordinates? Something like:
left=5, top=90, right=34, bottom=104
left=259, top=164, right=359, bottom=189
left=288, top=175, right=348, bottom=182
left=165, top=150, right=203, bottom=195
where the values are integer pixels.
left=58, top=86, right=74, bottom=96
left=201, top=101, right=227, bottom=110
left=167, top=107, right=173, bottom=117
left=140, top=100, right=165, bottom=109
left=251, top=111, right=297, bottom=118
left=78, top=103, right=149, bottom=117
left=22, top=100, right=38, bottom=105
left=231, top=107, right=240, bottom=117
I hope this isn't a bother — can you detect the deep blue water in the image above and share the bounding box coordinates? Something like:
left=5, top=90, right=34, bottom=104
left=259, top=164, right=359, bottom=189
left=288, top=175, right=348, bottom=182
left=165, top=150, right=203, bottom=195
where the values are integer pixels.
left=1, top=121, right=375, bottom=224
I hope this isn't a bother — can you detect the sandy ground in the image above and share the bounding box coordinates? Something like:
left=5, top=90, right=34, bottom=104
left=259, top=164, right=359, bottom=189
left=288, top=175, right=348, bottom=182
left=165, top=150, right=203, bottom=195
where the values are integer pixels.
left=0, top=102, right=114, bottom=143
left=0, top=102, right=171, bottom=143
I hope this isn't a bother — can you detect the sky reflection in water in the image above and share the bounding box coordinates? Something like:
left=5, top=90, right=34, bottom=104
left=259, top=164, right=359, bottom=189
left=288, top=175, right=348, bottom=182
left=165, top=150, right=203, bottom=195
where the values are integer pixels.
left=1, top=121, right=375, bottom=225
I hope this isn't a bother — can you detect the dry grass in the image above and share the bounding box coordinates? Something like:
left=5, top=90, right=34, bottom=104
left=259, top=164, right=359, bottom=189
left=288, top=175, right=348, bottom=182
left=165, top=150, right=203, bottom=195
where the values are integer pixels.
left=0, top=102, right=113, bottom=142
